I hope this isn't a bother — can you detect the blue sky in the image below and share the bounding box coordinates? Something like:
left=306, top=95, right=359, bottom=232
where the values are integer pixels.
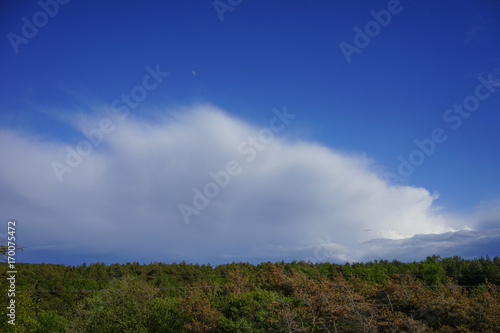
left=1, top=0, right=499, bottom=265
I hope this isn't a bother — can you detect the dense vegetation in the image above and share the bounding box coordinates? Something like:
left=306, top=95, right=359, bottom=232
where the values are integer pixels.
left=1, top=255, right=500, bottom=332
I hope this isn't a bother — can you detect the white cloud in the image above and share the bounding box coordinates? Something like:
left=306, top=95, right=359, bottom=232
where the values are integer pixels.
left=0, top=105, right=495, bottom=264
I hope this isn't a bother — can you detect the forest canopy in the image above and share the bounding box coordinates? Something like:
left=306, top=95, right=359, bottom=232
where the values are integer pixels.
left=1, top=256, right=500, bottom=332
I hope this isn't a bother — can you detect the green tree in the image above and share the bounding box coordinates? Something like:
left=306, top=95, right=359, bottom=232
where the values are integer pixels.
left=419, top=255, right=446, bottom=285
left=72, top=277, right=160, bottom=332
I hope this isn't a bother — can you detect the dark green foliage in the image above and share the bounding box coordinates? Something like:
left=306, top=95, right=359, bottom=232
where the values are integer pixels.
left=0, top=256, right=499, bottom=331
left=419, top=255, right=447, bottom=285
left=218, top=289, right=281, bottom=332
left=37, top=310, right=67, bottom=333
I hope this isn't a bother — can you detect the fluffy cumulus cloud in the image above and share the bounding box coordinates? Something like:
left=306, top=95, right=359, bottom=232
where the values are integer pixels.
left=0, top=105, right=498, bottom=265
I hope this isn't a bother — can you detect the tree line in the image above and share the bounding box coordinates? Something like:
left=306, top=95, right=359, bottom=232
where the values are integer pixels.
left=1, top=255, right=499, bottom=332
